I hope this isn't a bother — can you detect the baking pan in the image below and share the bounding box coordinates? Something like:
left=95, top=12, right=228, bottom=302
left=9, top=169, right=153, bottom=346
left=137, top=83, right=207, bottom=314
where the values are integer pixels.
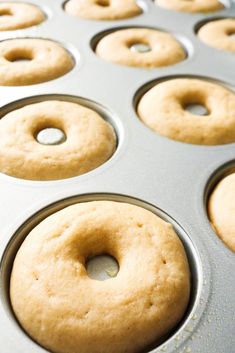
left=0, top=1, right=234, bottom=352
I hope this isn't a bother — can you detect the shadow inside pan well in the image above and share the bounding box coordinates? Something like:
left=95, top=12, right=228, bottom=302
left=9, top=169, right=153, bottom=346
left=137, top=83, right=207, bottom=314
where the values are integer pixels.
left=0, top=193, right=202, bottom=352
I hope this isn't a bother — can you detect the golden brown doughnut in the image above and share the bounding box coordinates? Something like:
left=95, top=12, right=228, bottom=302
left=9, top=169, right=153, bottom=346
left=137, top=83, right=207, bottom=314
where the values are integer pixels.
left=0, top=2, right=45, bottom=31
left=155, top=0, right=224, bottom=13
left=0, top=38, right=74, bottom=86
left=10, top=200, right=190, bottom=353
left=208, top=172, right=235, bottom=252
left=0, top=100, right=116, bottom=180
left=138, top=78, right=235, bottom=145
left=64, top=0, right=141, bottom=20
left=96, top=28, right=186, bottom=68
left=198, top=18, right=235, bottom=53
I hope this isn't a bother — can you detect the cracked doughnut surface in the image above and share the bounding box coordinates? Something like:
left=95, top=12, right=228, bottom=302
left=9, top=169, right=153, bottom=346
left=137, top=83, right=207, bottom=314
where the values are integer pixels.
left=0, top=101, right=116, bottom=180
left=10, top=201, right=190, bottom=353
left=64, top=0, right=141, bottom=20
left=0, top=38, right=74, bottom=86
left=96, top=28, right=186, bottom=68
left=0, top=2, right=45, bottom=31
left=137, top=78, right=235, bottom=145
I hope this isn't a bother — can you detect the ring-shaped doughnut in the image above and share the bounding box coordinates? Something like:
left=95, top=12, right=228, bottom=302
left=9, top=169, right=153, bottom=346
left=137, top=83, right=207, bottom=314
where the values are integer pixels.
left=0, top=38, right=74, bottom=86
left=0, top=100, right=116, bottom=180
left=155, top=0, right=224, bottom=13
left=198, top=19, right=235, bottom=53
left=96, top=28, right=186, bottom=68
left=208, top=172, right=235, bottom=252
left=64, top=0, right=142, bottom=20
left=10, top=200, right=190, bottom=353
left=137, top=78, right=235, bottom=145
left=0, top=2, right=45, bottom=31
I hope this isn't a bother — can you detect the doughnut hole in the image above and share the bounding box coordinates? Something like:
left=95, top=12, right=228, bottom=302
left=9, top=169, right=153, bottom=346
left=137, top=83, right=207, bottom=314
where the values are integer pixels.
left=227, top=28, right=235, bottom=39
left=4, top=48, right=33, bottom=62
left=95, top=0, right=110, bottom=7
left=181, top=94, right=210, bottom=116
left=129, top=40, right=152, bottom=53
left=33, top=119, right=66, bottom=146
left=184, top=104, right=209, bottom=116
left=125, top=37, right=152, bottom=53
left=0, top=8, right=12, bottom=16
left=86, top=254, right=119, bottom=281
left=36, top=128, right=67, bottom=146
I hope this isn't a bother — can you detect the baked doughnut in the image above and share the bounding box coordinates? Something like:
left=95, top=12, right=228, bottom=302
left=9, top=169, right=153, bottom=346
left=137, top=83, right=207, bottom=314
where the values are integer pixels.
left=198, top=19, right=235, bottom=53
left=208, top=172, right=235, bottom=252
left=0, top=100, right=116, bottom=180
left=0, top=2, right=45, bottom=31
left=137, top=78, right=235, bottom=145
left=155, top=0, right=224, bottom=13
left=96, top=28, right=186, bottom=68
left=10, top=200, right=190, bottom=353
left=64, top=0, right=141, bottom=20
left=0, top=38, right=74, bottom=86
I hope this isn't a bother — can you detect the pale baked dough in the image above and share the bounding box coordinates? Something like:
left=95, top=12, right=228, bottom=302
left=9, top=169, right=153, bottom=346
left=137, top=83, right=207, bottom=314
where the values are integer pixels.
left=64, top=0, right=141, bottom=20
left=96, top=28, right=186, bottom=68
left=0, top=2, right=45, bottom=31
left=208, top=172, right=235, bottom=252
left=0, top=39, right=74, bottom=86
left=0, top=101, right=116, bottom=180
left=138, top=78, right=235, bottom=145
left=10, top=201, right=190, bottom=353
left=155, top=0, right=224, bottom=13
left=198, top=19, right=235, bottom=53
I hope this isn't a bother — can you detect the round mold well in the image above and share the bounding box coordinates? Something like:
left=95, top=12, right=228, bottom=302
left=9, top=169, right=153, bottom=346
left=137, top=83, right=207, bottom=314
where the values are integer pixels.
left=0, top=94, right=122, bottom=183
left=90, top=25, right=192, bottom=64
left=0, top=193, right=203, bottom=353
left=153, top=0, right=231, bottom=12
left=0, top=36, right=78, bottom=85
left=204, top=160, right=235, bottom=253
left=62, top=0, right=147, bottom=19
left=194, top=16, right=235, bottom=34
left=133, top=74, right=235, bottom=146
left=0, top=2, right=51, bottom=29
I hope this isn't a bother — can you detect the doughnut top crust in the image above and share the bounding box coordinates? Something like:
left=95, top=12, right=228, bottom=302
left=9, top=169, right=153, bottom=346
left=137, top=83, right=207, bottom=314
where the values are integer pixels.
left=208, top=173, right=235, bottom=252
left=155, top=0, right=224, bottom=13
left=10, top=201, right=190, bottom=353
left=64, top=0, right=142, bottom=20
left=0, top=38, right=74, bottom=86
left=0, top=2, right=45, bottom=31
left=0, top=100, right=116, bottom=180
left=96, top=28, right=186, bottom=68
left=137, top=78, right=235, bottom=145
left=198, top=19, right=235, bottom=53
